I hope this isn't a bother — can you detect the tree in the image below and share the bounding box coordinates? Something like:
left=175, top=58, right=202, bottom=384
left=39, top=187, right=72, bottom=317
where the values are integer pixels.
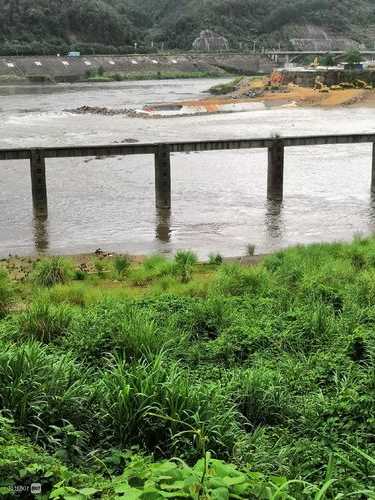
left=320, top=53, right=335, bottom=66
left=344, top=48, right=362, bottom=65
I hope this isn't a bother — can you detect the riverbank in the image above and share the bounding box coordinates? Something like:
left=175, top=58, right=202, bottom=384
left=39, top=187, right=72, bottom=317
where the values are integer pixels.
left=1, top=250, right=264, bottom=282
left=175, top=77, right=375, bottom=111
left=0, top=238, right=374, bottom=498
left=66, top=77, right=375, bottom=119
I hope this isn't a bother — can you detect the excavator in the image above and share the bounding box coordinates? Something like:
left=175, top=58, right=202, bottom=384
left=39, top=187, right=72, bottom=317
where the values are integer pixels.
left=314, top=75, right=329, bottom=92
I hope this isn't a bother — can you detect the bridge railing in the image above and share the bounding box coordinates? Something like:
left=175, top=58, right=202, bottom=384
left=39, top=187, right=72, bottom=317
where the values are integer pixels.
left=1, top=133, right=375, bottom=216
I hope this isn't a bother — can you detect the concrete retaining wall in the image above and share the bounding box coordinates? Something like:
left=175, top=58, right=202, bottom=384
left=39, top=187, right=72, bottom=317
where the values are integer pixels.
left=0, top=53, right=275, bottom=83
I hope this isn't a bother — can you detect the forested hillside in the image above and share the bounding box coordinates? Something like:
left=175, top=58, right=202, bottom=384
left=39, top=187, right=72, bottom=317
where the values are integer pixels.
left=1, top=0, right=375, bottom=55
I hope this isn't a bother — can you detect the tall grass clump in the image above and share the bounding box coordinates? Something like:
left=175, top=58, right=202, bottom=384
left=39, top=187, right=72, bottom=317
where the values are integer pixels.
left=93, top=257, right=107, bottom=278
left=64, top=299, right=174, bottom=364
left=0, top=269, right=14, bottom=317
left=38, top=283, right=87, bottom=307
left=228, top=367, right=291, bottom=427
left=18, top=301, right=74, bottom=343
left=31, top=257, right=73, bottom=287
left=208, top=253, right=223, bottom=265
left=212, top=262, right=268, bottom=296
left=113, top=255, right=131, bottom=280
left=130, top=255, right=176, bottom=286
left=0, top=342, right=94, bottom=433
left=174, top=250, right=198, bottom=283
left=97, top=354, right=241, bottom=458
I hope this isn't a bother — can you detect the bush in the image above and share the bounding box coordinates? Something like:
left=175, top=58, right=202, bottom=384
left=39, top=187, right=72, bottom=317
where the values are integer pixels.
left=31, top=257, right=73, bottom=287
left=0, top=269, right=13, bottom=318
left=208, top=253, right=223, bottom=265
left=174, top=250, right=198, bottom=283
left=93, top=258, right=107, bottom=278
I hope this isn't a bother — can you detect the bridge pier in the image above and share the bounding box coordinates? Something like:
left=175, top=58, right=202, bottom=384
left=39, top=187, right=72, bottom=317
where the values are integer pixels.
left=155, top=144, right=171, bottom=209
left=267, top=141, right=284, bottom=201
left=30, top=149, right=48, bottom=216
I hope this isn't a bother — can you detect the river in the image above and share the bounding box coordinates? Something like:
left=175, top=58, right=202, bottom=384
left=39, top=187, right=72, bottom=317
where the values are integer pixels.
left=1, top=78, right=375, bottom=258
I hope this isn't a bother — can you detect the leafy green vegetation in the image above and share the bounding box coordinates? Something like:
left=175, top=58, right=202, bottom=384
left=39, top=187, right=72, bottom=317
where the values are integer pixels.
left=209, top=77, right=243, bottom=95
left=86, top=70, right=226, bottom=82
left=0, top=239, right=374, bottom=498
left=0, top=269, right=14, bottom=318
left=1, top=0, right=374, bottom=55
left=31, top=257, right=73, bottom=288
left=344, top=48, right=362, bottom=65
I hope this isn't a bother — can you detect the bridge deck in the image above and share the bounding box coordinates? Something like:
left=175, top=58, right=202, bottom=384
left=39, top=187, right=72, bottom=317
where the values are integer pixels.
left=1, top=133, right=375, bottom=161
left=2, top=133, right=375, bottom=215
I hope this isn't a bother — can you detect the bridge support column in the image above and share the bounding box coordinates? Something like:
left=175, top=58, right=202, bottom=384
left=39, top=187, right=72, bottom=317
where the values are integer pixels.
left=267, top=141, right=284, bottom=201
left=30, top=149, right=48, bottom=216
left=372, top=143, right=375, bottom=193
left=155, top=144, right=171, bottom=209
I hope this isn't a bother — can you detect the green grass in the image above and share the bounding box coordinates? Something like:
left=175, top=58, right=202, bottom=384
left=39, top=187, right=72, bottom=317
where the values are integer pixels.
left=84, top=70, right=229, bottom=83
left=0, top=269, right=14, bottom=318
left=208, top=77, right=243, bottom=95
left=31, top=257, right=74, bottom=287
left=0, top=239, right=375, bottom=498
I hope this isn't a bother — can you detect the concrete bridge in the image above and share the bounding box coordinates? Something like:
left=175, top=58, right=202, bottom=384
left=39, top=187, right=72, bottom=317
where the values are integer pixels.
left=1, top=133, right=375, bottom=218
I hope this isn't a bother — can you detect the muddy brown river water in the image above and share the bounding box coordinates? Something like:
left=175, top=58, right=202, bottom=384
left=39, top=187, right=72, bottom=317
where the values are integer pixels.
left=1, top=78, right=375, bottom=258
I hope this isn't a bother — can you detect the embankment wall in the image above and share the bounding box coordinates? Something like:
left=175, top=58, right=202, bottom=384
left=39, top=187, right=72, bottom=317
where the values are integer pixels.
left=282, top=69, right=375, bottom=87
left=0, top=53, right=275, bottom=83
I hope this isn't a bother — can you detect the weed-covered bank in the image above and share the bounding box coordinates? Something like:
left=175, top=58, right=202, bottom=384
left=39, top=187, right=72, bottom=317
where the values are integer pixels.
left=0, top=242, right=374, bottom=499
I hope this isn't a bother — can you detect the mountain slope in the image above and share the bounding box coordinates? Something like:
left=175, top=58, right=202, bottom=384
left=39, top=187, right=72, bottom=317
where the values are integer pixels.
left=0, top=0, right=374, bottom=54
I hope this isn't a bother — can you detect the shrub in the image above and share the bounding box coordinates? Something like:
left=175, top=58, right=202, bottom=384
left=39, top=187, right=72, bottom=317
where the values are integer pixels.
left=18, top=301, right=74, bottom=343
left=93, top=258, right=106, bottom=278
left=31, top=257, right=73, bottom=287
left=74, top=269, right=87, bottom=281
left=174, top=250, right=198, bottom=283
left=113, top=255, right=131, bottom=280
left=0, top=269, right=13, bottom=317
left=201, top=323, right=272, bottom=365
left=208, top=253, right=223, bottom=265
